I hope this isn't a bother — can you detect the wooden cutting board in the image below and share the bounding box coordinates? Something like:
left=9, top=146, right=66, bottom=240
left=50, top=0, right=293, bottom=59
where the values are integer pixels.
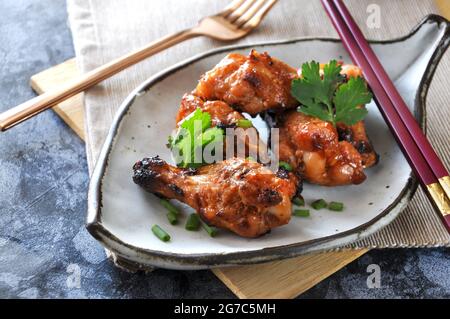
left=30, top=59, right=368, bottom=299
left=435, top=0, right=450, bottom=19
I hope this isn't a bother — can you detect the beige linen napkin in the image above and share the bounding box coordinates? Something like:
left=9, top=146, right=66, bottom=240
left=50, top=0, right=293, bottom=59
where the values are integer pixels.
left=67, top=0, right=450, bottom=248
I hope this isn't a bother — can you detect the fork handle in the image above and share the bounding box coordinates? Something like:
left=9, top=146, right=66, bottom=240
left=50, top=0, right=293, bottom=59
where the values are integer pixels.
left=0, top=28, right=198, bottom=131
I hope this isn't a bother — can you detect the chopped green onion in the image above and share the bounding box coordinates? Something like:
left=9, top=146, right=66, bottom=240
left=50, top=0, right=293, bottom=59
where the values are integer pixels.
left=246, top=156, right=256, bottom=162
left=201, top=220, right=218, bottom=237
left=237, top=119, right=253, bottom=128
left=151, top=224, right=170, bottom=242
left=185, top=213, right=201, bottom=231
left=160, top=199, right=179, bottom=215
left=279, top=161, right=293, bottom=172
left=329, top=201, right=344, bottom=211
left=167, top=211, right=178, bottom=225
left=311, top=199, right=327, bottom=210
left=293, top=209, right=310, bottom=217
left=292, top=196, right=305, bottom=206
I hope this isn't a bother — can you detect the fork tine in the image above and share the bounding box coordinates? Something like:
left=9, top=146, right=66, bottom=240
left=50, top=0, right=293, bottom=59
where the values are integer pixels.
left=219, top=0, right=246, bottom=17
left=241, top=0, right=277, bottom=30
left=226, top=0, right=257, bottom=22
left=233, top=0, right=267, bottom=27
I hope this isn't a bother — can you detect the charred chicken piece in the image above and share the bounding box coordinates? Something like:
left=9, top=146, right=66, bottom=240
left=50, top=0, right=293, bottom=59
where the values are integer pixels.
left=336, top=121, right=378, bottom=168
left=133, top=156, right=297, bottom=238
left=194, top=50, right=298, bottom=115
left=278, top=111, right=366, bottom=186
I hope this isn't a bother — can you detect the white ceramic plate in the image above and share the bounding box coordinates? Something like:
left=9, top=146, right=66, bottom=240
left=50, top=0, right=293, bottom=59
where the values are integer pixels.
left=87, top=15, right=450, bottom=270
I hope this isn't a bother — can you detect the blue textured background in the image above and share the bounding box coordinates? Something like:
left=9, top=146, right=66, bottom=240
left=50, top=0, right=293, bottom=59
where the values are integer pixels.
left=0, top=0, right=449, bottom=298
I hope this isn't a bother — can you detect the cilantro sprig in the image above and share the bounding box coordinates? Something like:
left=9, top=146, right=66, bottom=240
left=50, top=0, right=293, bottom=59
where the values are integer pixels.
left=168, top=108, right=224, bottom=168
left=291, top=60, right=372, bottom=126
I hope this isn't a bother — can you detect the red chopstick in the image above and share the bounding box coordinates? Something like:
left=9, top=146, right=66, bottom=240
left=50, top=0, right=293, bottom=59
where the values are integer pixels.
left=321, top=0, right=450, bottom=231
left=331, top=0, right=450, bottom=190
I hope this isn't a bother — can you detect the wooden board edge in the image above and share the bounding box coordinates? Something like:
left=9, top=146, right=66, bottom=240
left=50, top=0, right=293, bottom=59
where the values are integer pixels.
left=212, top=249, right=368, bottom=299
left=29, top=59, right=86, bottom=140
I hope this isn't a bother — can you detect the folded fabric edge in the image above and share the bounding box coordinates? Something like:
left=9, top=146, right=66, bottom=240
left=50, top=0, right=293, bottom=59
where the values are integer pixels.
left=66, top=0, right=100, bottom=174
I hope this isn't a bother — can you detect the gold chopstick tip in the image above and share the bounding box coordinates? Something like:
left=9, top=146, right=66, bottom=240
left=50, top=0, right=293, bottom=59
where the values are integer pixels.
left=426, top=182, right=450, bottom=217
left=438, top=176, right=450, bottom=200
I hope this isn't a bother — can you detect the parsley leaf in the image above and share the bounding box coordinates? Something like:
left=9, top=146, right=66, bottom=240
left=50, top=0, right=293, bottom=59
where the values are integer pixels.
left=291, top=60, right=372, bottom=126
left=199, top=127, right=224, bottom=146
left=334, top=77, right=372, bottom=125
left=181, top=108, right=211, bottom=135
left=168, top=108, right=224, bottom=168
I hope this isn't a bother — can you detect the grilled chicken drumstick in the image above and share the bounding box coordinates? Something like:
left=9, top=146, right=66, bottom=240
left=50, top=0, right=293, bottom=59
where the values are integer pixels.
left=194, top=50, right=298, bottom=115
left=133, top=156, right=297, bottom=238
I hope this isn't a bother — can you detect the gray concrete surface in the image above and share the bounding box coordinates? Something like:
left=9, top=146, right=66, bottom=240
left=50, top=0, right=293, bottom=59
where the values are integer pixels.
left=0, top=0, right=449, bottom=299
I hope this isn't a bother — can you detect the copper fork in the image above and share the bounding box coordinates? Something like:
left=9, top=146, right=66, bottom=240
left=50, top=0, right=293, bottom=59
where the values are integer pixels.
left=0, top=0, right=278, bottom=131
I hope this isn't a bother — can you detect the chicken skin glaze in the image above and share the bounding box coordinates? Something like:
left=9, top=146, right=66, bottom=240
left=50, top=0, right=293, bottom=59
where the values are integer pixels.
left=336, top=121, right=378, bottom=168
left=194, top=50, right=298, bottom=115
left=277, top=110, right=378, bottom=186
left=278, top=111, right=367, bottom=186
left=133, top=156, right=297, bottom=238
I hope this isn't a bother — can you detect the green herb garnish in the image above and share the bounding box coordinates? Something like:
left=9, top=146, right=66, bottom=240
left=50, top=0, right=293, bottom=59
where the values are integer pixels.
left=160, top=199, right=179, bottom=224
left=185, top=213, right=201, bottom=231
left=166, top=211, right=178, bottom=225
left=236, top=119, right=253, bottom=128
left=311, top=199, right=327, bottom=210
left=279, top=161, right=293, bottom=172
left=201, top=220, right=218, bottom=237
left=169, top=108, right=224, bottom=168
left=292, top=196, right=305, bottom=206
left=160, top=199, right=179, bottom=215
left=329, top=201, right=344, bottom=211
left=152, top=224, right=171, bottom=242
left=293, top=209, right=310, bottom=217
left=291, top=60, right=372, bottom=126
